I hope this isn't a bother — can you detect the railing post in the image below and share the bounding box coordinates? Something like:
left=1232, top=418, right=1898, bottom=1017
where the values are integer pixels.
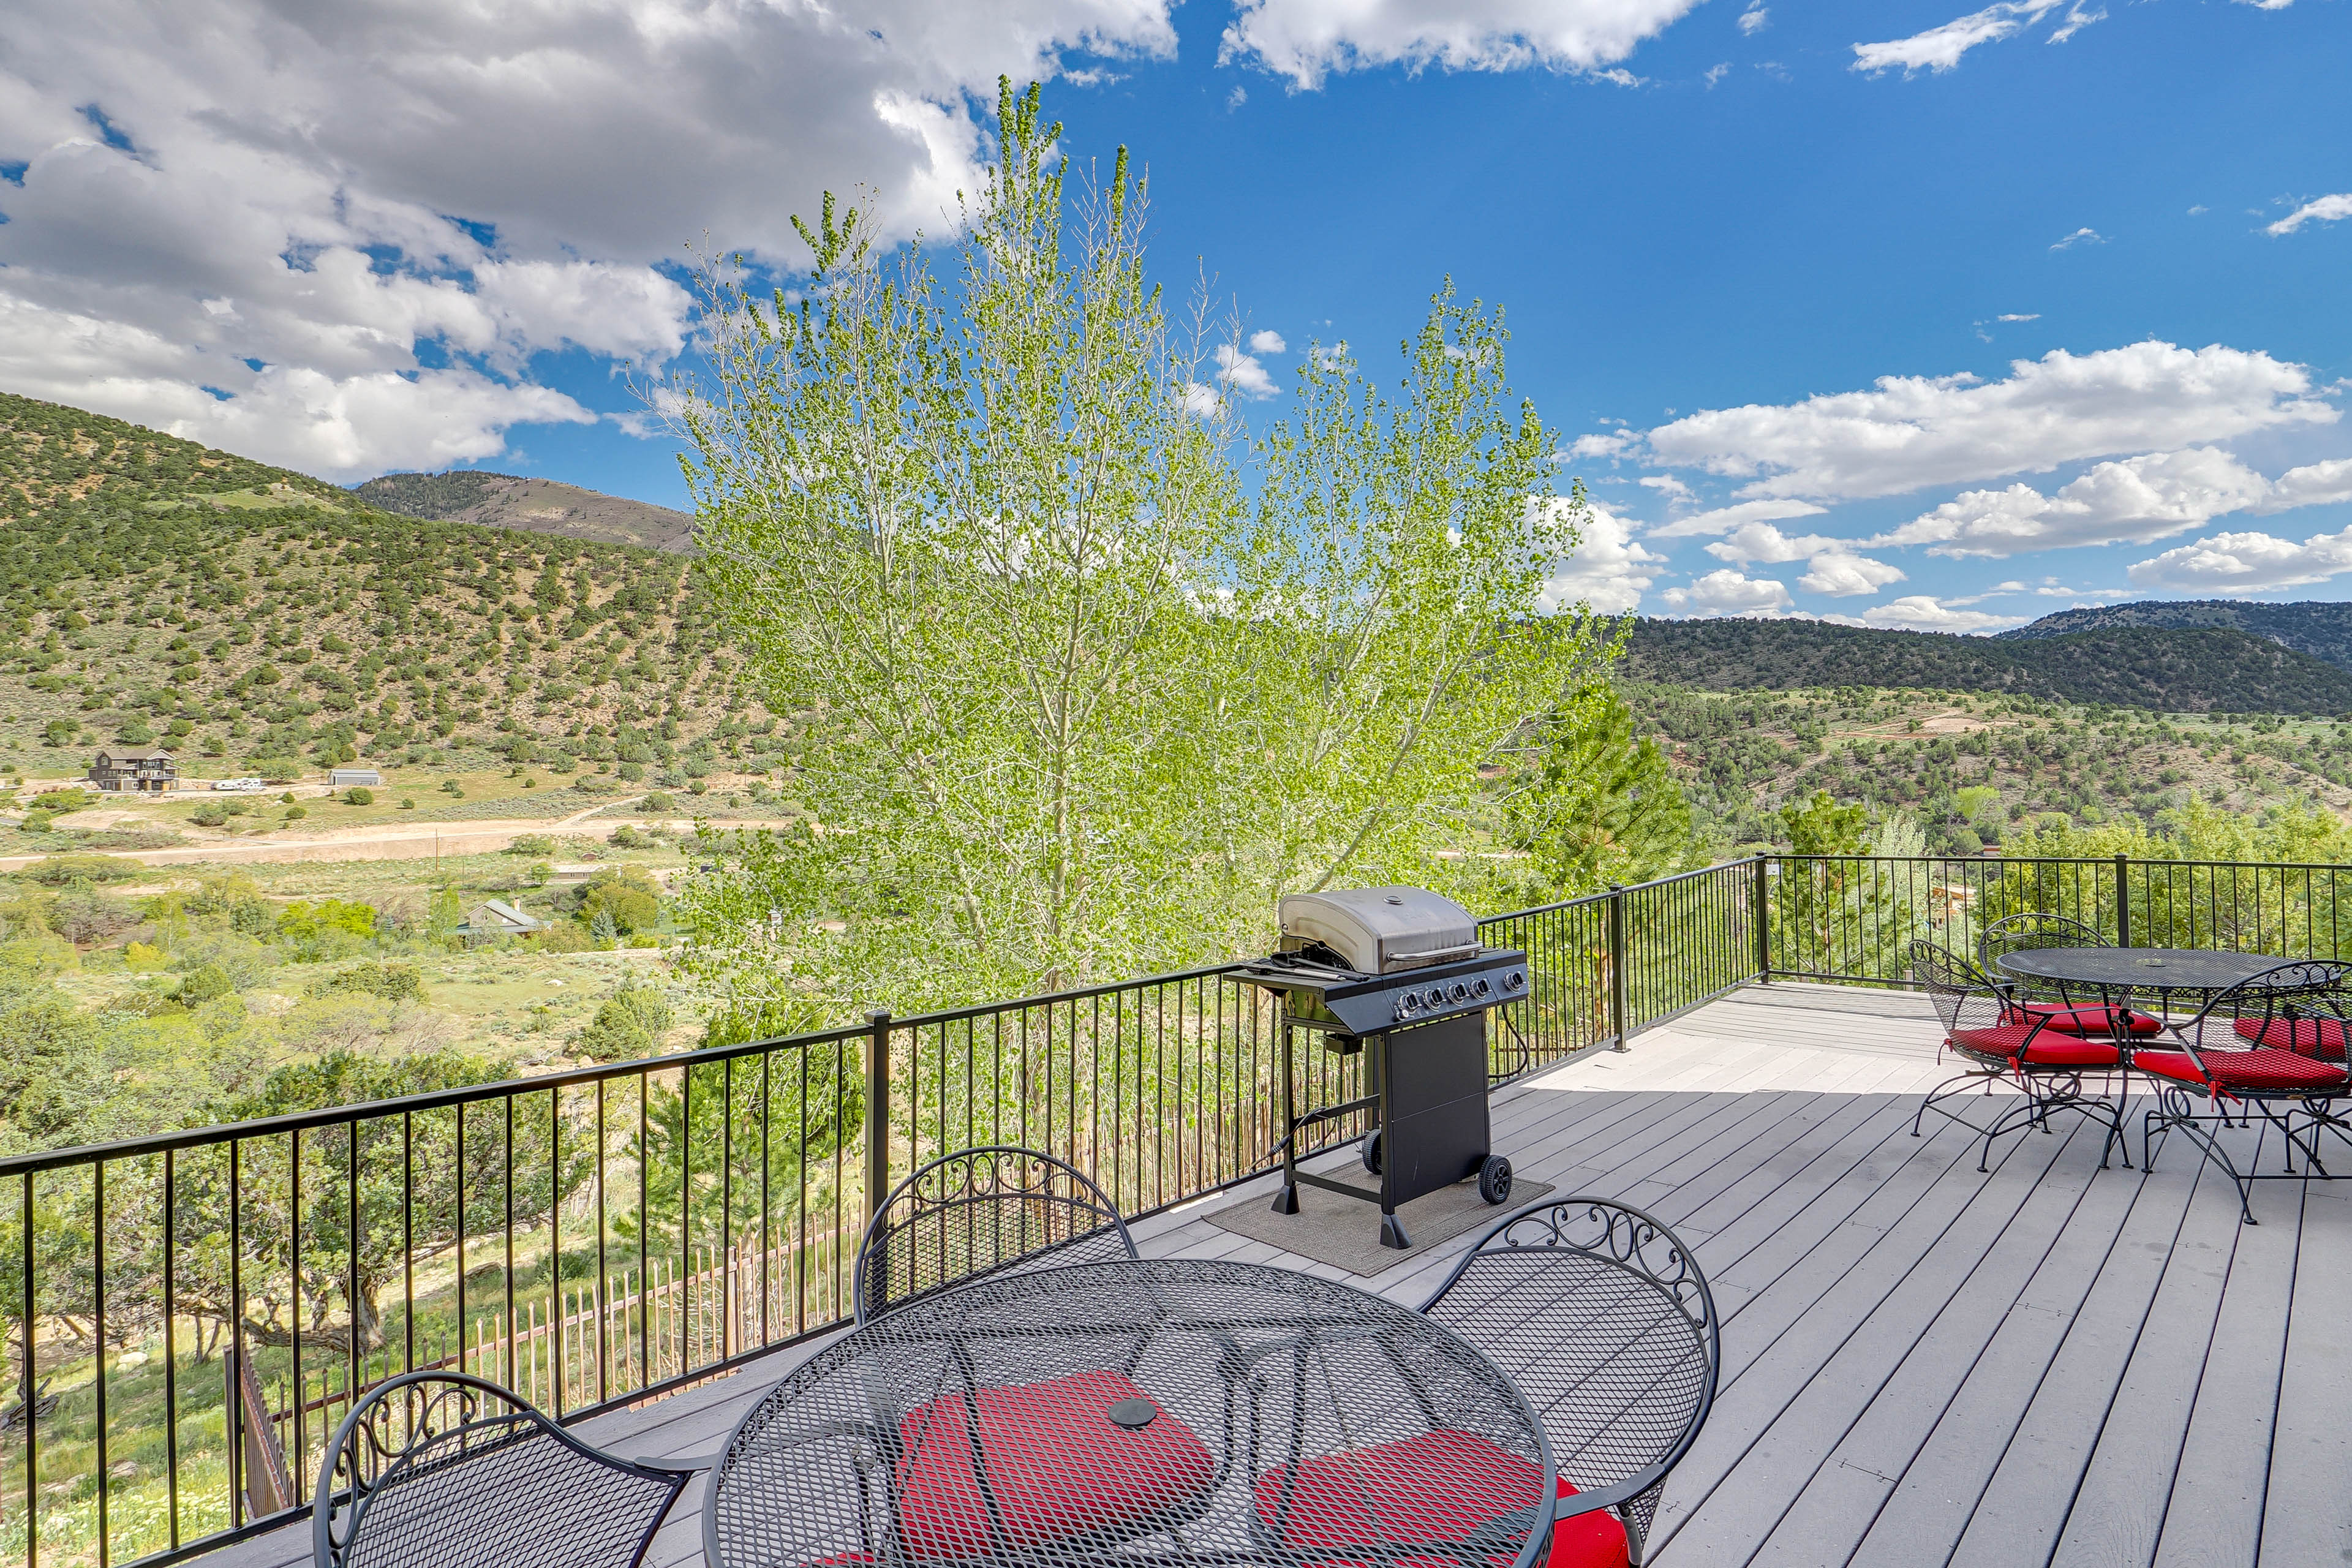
left=2114, top=854, right=2132, bottom=948
left=1751, top=854, right=1771, bottom=983
left=1608, top=884, right=1630, bottom=1052
left=863, top=1008, right=892, bottom=1223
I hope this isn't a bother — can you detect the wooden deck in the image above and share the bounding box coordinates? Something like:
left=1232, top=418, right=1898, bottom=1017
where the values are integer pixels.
left=209, top=982, right=2352, bottom=1568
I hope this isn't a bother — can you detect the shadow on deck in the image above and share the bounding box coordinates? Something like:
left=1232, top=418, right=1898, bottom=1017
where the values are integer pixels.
left=206, top=982, right=2351, bottom=1568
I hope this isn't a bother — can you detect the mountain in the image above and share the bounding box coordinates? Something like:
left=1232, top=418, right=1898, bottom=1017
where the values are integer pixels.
left=352, top=470, right=696, bottom=553
left=1621, top=617, right=2352, bottom=714
left=0, top=392, right=777, bottom=781
left=1997, top=600, right=2352, bottom=671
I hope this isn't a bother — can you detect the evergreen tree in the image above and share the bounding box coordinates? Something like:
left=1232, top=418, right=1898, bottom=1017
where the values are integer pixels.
left=1507, top=682, right=1695, bottom=895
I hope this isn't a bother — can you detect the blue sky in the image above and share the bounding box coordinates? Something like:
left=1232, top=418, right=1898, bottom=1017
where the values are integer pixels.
left=3, top=0, right=2348, bottom=630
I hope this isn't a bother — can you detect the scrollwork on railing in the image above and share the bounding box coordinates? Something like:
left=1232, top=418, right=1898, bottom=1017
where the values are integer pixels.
left=1495, top=1199, right=1708, bottom=1323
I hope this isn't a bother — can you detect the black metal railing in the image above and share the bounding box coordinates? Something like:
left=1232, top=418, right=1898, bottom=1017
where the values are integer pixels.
left=5, top=850, right=2350, bottom=1566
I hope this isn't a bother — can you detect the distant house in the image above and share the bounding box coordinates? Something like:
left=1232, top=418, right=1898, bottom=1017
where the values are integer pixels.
left=88, top=748, right=178, bottom=793
left=457, top=899, right=549, bottom=943
left=330, top=767, right=383, bottom=788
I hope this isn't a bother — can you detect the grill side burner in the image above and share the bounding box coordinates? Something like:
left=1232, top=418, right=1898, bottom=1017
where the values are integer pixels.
left=1240, top=888, right=1526, bottom=1250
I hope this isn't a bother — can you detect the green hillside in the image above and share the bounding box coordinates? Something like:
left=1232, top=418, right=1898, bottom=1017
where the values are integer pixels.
left=0, top=393, right=780, bottom=785
left=352, top=469, right=697, bottom=552
left=1999, top=598, right=2352, bottom=671
left=1622, top=616, right=2352, bottom=714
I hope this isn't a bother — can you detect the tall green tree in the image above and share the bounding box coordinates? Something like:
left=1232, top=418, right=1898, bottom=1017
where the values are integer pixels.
left=672, top=81, right=1608, bottom=1016
left=1506, top=680, right=1695, bottom=895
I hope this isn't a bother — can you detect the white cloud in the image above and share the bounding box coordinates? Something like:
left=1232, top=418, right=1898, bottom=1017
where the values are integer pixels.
left=1859, top=596, right=2025, bottom=633
left=1637, top=474, right=1694, bottom=503
left=2048, top=3, right=2105, bottom=43
left=1248, top=328, right=1287, bottom=353
left=1660, top=568, right=1795, bottom=617
left=1997, top=313, right=2040, bottom=322
left=1703, top=62, right=1731, bottom=86
left=0, top=0, right=1178, bottom=478
left=1700, top=522, right=1905, bottom=597
left=1219, top=0, right=1704, bottom=89
left=1877, top=448, right=2352, bottom=557
left=1634, top=341, right=2337, bottom=502
left=2130, top=526, right=2352, bottom=593
left=2269, top=195, right=2352, bottom=236
left=1213, top=342, right=1281, bottom=401
left=2050, top=227, right=2104, bottom=250
left=1536, top=500, right=1664, bottom=614
left=1852, top=0, right=2064, bottom=74
left=1563, top=428, right=1640, bottom=461
left=1646, top=497, right=1827, bottom=538
left=1737, top=4, right=1769, bottom=35
left=1227, top=84, right=1250, bottom=108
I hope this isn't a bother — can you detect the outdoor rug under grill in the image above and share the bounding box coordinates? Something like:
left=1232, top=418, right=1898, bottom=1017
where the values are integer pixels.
left=1203, top=1167, right=1553, bottom=1277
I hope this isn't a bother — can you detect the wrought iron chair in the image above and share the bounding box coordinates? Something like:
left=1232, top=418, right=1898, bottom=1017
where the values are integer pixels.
left=2138, top=959, right=2352, bottom=1224
left=1420, top=1198, right=1719, bottom=1568
left=1910, top=941, right=2131, bottom=1173
left=314, top=1371, right=700, bottom=1568
left=1977, top=911, right=2162, bottom=1037
left=853, top=1144, right=1138, bottom=1323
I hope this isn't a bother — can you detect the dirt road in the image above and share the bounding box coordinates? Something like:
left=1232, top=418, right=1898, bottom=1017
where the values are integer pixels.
left=0, top=802, right=795, bottom=873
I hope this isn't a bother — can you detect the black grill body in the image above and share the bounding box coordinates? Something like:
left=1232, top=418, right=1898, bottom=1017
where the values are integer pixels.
left=1237, top=896, right=1526, bottom=1250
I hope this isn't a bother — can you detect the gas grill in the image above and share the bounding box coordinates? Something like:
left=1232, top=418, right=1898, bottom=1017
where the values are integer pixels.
left=1235, top=887, right=1529, bottom=1250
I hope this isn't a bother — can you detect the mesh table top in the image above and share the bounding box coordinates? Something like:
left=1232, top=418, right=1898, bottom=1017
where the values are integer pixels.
left=1995, top=946, right=2287, bottom=992
left=706, top=1257, right=1558, bottom=1568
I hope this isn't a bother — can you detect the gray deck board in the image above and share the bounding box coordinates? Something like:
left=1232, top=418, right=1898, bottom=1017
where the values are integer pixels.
left=190, top=980, right=2352, bottom=1568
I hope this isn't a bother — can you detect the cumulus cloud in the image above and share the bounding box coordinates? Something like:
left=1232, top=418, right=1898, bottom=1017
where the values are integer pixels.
left=1632, top=341, right=2337, bottom=502
left=1563, top=428, right=1640, bottom=461
left=1859, top=596, right=2026, bottom=633
left=1214, top=342, right=1281, bottom=400
left=1878, top=449, right=2352, bottom=557
left=0, top=0, right=1178, bottom=478
left=1737, top=4, right=1769, bottom=35
left=2130, top=526, right=2352, bottom=593
left=1660, top=568, right=1795, bottom=617
left=1536, top=501, right=1664, bottom=614
left=2269, top=195, right=2352, bottom=236
left=1219, top=0, right=1704, bottom=89
left=1248, top=329, right=1288, bottom=353
left=1699, top=522, right=1905, bottom=597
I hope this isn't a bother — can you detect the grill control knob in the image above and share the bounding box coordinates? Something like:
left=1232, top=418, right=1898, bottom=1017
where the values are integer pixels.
left=1395, top=990, right=1422, bottom=1019
left=1422, top=987, right=1445, bottom=1009
left=1504, top=970, right=1526, bottom=992
left=1448, top=982, right=1470, bottom=1003
left=1474, top=977, right=1491, bottom=999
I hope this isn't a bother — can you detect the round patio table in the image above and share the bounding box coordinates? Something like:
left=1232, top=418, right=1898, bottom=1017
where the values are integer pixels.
left=1994, top=946, right=2288, bottom=1021
left=704, top=1256, right=1560, bottom=1568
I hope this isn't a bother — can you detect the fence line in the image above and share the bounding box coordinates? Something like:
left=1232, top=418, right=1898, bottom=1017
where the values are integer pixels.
left=4, top=851, right=2350, bottom=1568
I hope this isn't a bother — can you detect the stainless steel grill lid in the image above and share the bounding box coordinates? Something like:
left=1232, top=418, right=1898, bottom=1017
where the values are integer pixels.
left=1277, top=886, right=1479, bottom=973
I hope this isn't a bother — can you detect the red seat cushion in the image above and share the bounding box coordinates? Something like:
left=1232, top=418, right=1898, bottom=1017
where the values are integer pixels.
left=894, top=1371, right=1213, bottom=1557
left=2135, top=1047, right=2350, bottom=1094
left=1950, top=1023, right=2044, bottom=1060
left=2016, top=1000, right=2163, bottom=1037
left=2234, top=1015, right=2352, bottom=1061
left=2019, top=1035, right=2123, bottom=1068
left=1254, top=1430, right=1630, bottom=1568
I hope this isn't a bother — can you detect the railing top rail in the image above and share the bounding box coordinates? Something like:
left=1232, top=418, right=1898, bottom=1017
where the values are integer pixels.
left=1479, top=857, right=1754, bottom=922
left=1768, top=853, right=2352, bottom=872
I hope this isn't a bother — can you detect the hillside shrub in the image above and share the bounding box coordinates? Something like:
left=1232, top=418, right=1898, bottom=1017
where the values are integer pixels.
left=342, top=786, right=374, bottom=804
left=574, top=978, right=673, bottom=1061
left=17, top=812, right=51, bottom=833
left=31, top=788, right=91, bottom=813
left=507, top=834, right=556, bottom=856
left=311, top=962, right=427, bottom=1005
left=276, top=899, right=377, bottom=941
left=574, top=865, right=661, bottom=935
left=25, top=853, right=135, bottom=886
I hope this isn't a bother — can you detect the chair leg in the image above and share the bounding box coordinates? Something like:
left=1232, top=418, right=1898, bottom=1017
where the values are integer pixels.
left=2147, top=1086, right=2256, bottom=1224
left=1913, top=1071, right=1997, bottom=1139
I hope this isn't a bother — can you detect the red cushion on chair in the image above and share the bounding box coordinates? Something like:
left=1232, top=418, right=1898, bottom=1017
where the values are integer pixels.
left=2016, top=1000, right=2163, bottom=1037
left=2134, top=1047, right=2350, bottom=1094
left=1254, top=1430, right=1630, bottom=1568
left=2233, top=1015, right=2352, bottom=1061
left=2019, top=1035, right=2124, bottom=1068
left=894, top=1370, right=1213, bottom=1557
left=1950, top=1023, right=2041, bottom=1060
